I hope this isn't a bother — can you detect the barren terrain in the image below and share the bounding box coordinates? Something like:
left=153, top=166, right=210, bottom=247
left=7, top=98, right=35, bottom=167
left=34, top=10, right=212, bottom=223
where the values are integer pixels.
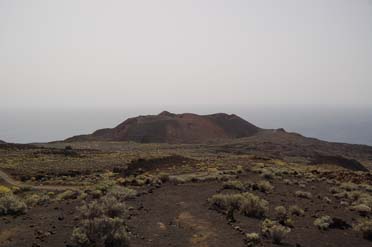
left=1, top=135, right=372, bottom=246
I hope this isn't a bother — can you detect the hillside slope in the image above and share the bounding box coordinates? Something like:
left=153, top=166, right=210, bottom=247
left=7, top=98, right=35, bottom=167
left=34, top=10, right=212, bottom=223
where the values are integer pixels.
left=66, top=111, right=261, bottom=143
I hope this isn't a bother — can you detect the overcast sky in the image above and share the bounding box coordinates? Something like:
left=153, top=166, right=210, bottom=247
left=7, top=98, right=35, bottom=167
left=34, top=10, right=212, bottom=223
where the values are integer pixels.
left=1, top=0, right=372, bottom=109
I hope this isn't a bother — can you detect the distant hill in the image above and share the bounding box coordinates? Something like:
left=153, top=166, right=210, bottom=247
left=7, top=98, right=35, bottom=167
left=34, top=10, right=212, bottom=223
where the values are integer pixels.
left=0, top=140, right=6, bottom=144
left=66, top=111, right=261, bottom=143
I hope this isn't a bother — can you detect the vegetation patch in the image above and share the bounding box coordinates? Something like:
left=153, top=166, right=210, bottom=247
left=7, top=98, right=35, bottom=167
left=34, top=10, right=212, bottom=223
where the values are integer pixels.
left=0, top=193, right=27, bottom=216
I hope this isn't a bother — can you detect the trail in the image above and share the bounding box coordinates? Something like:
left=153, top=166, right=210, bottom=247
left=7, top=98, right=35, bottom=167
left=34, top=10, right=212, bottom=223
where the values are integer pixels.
left=0, top=169, right=80, bottom=191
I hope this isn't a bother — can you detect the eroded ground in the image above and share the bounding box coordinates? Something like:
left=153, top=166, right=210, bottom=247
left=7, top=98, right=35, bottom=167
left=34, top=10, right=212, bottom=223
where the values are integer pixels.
left=0, top=141, right=372, bottom=247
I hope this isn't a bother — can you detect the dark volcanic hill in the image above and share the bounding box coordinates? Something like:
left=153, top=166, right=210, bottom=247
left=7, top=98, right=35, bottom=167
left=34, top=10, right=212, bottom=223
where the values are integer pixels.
left=0, top=140, right=6, bottom=144
left=66, top=111, right=261, bottom=143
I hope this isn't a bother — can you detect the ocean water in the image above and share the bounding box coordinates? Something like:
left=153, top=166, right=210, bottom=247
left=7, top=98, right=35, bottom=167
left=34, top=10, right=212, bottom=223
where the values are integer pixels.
left=0, top=106, right=371, bottom=146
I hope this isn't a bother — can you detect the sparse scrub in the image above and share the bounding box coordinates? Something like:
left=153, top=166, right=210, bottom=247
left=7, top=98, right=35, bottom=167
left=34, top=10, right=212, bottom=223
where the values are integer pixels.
left=340, top=182, right=358, bottom=192
left=71, top=194, right=129, bottom=247
left=254, top=180, right=273, bottom=193
left=274, top=206, right=287, bottom=221
left=314, top=215, right=333, bottom=230
left=158, top=172, right=170, bottom=183
left=329, top=186, right=343, bottom=194
left=323, top=196, right=332, bottom=204
left=348, top=191, right=363, bottom=201
left=107, top=186, right=137, bottom=201
left=95, top=179, right=116, bottom=193
left=209, top=193, right=242, bottom=210
left=0, top=185, right=11, bottom=194
left=56, top=190, right=78, bottom=201
left=90, top=189, right=103, bottom=199
left=283, top=179, right=292, bottom=185
left=355, top=194, right=372, bottom=208
left=209, top=192, right=268, bottom=218
left=299, top=183, right=306, bottom=188
left=239, top=193, right=269, bottom=218
left=245, top=232, right=260, bottom=247
left=295, top=190, right=312, bottom=199
left=261, top=219, right=290, bottom=244
left=334, top=191, right=348, bottom=199
left=25, top=193, right=50, bottom=207
left=350, top=204, right=371, bottom=216
left=289, top=205, right=305, bottom=216
left=223, top=180, right=245, bottom=191
left=0, top=193, right=27, bottom=215
left=360, top=184, right=372, bottom=192
left=260, top=169, right=274, bottom=180
left=235, top=165, right=244, bottom=174
left=354, top=220, right=372, bottom=241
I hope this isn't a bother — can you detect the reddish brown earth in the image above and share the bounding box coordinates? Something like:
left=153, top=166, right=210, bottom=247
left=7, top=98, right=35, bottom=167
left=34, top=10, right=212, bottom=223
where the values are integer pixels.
left=65, top=111, right=261, bottom=143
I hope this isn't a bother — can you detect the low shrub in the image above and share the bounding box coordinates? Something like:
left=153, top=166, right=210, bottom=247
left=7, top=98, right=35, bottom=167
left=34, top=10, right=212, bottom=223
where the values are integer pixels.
left=254, top=181, right=273, bottom=193
left=329, top=186, right=343, bottom=194
left=95, top=179, right=116, bottom=193
left=222, top=180, right=245, bottom=191
left=107, top=186, right=137, bottom=201
left=0, top=193, right=27, bottom=215
left=71, top=195, right=129, bottom=247
left=274, top=206, right=287, bottom=221
left=340, top=182, right=358, bottom=192
left=0, top=185, right=11, bottom=194
left=25, top=193, right=50, bottom=207
left=350, top=204, right=371, bottom=217
left=239, top=193, right=269, bottom=218
left=289, top=205, right=305, bottom=216
left=295, top=190, right=312, bottom=199
left=299, top=183, right=306, bottom=188
left=56, top=190, right=78, bottom=201
left=158, top=172, right=170, bottom=183
left=209, top=192, right=268, bottom=218
left=314, top=215, right=333, bottom=230
left=283, top=179, right=292, bottom=185
left=354, top=220, right=372, bottom=241
left=245, top=232, right=260, bottom=247
left=261, top=219, right=290, bottom=244
left=323, top=196, right=332, bottom=204
left=260, top=169, right=274, bottom=180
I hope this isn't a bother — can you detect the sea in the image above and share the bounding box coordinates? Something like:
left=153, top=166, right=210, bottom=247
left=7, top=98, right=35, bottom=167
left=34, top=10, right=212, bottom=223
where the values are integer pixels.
left=1, top=105, right=371, bottom=146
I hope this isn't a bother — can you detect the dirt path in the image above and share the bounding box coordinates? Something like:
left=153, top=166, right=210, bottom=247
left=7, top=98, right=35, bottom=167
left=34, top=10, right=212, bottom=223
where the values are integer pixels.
left=0, top=169, right=80, bottom=191
left=128, top=182, right=245, bottom=247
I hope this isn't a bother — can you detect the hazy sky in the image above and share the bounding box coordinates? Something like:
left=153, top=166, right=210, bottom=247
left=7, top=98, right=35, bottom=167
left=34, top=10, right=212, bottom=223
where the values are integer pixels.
left=1, top=0, right=372, bottom=109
